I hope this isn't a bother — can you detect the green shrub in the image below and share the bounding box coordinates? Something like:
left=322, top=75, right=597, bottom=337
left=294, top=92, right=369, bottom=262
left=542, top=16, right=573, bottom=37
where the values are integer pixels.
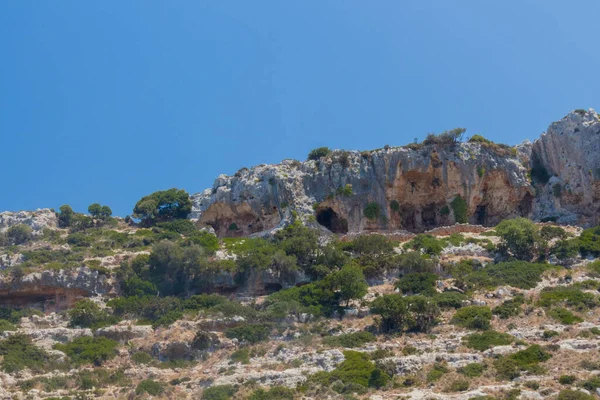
left=364, top=202, right=381, bottom=220
left=225, top=324, right=271, bottom=344
left=230, top=348, right=250, bottom=364
left=451, top=196, right=468, bottom=223
left=578, top=226, right=600, bottom=257
left=307, top=147, right=331, bottom=160
left=68, top=299, right=119, bottom=329
left=463, top=331, right=513, bottom=351
left=132, top=351, right=153, bottom=365
left=582, top=376, right=600, bottom=391
left=557, top=390, right=595, bottom=400
left=540, top=225, right=567, bottom=240
left=0, top=334, right=57, bottom=373
left=135, top=379, right=166, bottom=396
left=552, top=239, right=579, bottom=259
left=336, top=184, right=353, bottom=197
left=433, top=291, right=468, bottom=309
left=493, top=295, right=525, bottom=319
left=390, top=200, right=400, bottom=212
left=548, top=308, right=582, bottom=325
left=477, top=261, right=550, bottom=289
left=426, top=363, right=448, bottom=382
left=0, top=319, right=16, bottom=332
left=510, top=344, right=551, bottom=366
left=248, top=386, right=295, bottom=400
left=559, top=375, right=577, bottom=385
left=202, top=384, right=238, bottom=400
left=543, top=330, right=560, bottom=339
left=459, top=362, right=486, bottom=377
left=6, top=224, right=33, bottom=245
left=451, top=306, right=492, bottom=330
left=538, top=287, right=597, bottom=310
left=370, top=294, right=440, bottom=333
left=54, top=336, right=118, bottom=366
left=330, top=350, right=376, bottom=387
left=446, top=379, right=469, bottom=392
left=323, top=331, right=376, bottom=348
left=495, top=218, right=543, bottom=261
left=395, top=272, right=438, bottom=296
left=405, top=234, right=445, bottom=256
left=493, top=357, right=521, bottom=380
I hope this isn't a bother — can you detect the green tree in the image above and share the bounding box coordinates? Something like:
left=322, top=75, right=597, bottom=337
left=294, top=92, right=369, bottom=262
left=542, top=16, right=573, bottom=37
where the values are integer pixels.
left=57, top=205, right=74, bottom=228
left=326, top=265, right=368, bottom=306
left=88, top=203, right=102, bottom=217
left=6, top=224, right=33, bottom=245
left=307, top=147, right=331, bottom=160
left=495, top=218, right=543, bottom=261
left=133, top=188, right=192, bottom=226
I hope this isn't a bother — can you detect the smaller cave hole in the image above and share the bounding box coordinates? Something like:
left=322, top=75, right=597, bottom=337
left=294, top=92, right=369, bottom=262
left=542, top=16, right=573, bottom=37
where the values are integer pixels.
left=316, top=207, right=348, bottom=234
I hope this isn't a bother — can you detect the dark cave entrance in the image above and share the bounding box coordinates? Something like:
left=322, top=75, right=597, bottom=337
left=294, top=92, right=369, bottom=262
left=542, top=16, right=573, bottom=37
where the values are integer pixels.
left=421, top=204, right=437, bottom=228
left=475, top=205, right=487, bottom=225
left=316, top=208, right=348, bottom=234
left=518, top=193, right=534, bottom=217
left=401, top=207, right=417, bottom=231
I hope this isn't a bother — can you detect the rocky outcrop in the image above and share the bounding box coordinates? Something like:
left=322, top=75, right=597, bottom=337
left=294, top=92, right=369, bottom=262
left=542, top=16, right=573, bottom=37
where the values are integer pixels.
left=191, top=144, right=532, bottom=236
left=190, top=109, right=600, bottom=236
left=0, top=209, right=57, bottom=233
left=532, top=108, right=600, bottom=225
left=0, top=267, right=116, bottom=309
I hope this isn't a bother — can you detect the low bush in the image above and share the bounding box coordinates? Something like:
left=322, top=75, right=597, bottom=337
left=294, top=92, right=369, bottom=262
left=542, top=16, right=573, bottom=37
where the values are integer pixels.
left=463, top=330, right=513, bottom=351
left=538, top=287, right=597, bottom=310
left=0, top=319, right=16, bottom=332
left=248, top=386, right=295, bottom=400
left=433, top=291, right=468, bottom=309
left=404, top=234, right=445, bottom=256
left=322, top=331, right=376, bottom=348
left=459, top=362, right=486, bottom=377
left=541, top=225, right=568, bottom=240
left=202, top=384, right=238, bottom=400
left=548, top=307, right=583, bottom=325
left=493, top=295, right=525, bottom=319
left=68, top=299, right=119, bottom=329
left=54, top=336, right=118, bottom=366
left=132, top=351, right=153, bottom=365
left=451, top=306, right=492, bottom=330
left=0, top=334, right=58, bottom=373
left=426, top=363, right=448, bottom=382
left=364, top=202, right=381, bottom=220
left=557, top=390, right=595, bottom=400
left=135, top=379, right=166, bottom=396
left=330, top=350, right=377, bottom=388
left=370, top=294, right=440, bottom=333
left=446, top=379, right=469, bottom=392
left=230, top=348, right=250, bottom=364
left=578, top=226, right=600, bottom=257
left=307, top=147, right=331, bottom=161
left=558, top=375, right=577, bottom=385
left=395, top=272, right=438, bottom=296
left=225, top=324, right=271, bottom=344
left=582, top=376, right=600, bottom=391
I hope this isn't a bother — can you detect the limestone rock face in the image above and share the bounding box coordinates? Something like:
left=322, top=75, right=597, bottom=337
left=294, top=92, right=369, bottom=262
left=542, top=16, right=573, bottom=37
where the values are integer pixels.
left=191, top=109, right=600, bottom=235
left=532, top=108, right=600, bottom=224
left=0, top=267, right=116, bottom=309
left=191, top=145, right=533, bottom=236
left=0, top=209, right=58, bottom=233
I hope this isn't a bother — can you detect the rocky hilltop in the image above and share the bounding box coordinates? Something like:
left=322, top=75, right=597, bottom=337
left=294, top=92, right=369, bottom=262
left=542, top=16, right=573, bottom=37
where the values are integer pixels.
left=191, top=109, right=600, bottom=236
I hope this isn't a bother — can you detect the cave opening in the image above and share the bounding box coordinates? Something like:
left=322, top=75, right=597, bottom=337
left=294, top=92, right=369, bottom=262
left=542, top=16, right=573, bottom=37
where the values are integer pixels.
left=401, top=207, right=417, bottom=231
left=264, top=283, right=283, bottom=293
left=316, top=208, right=348, bottom=234
left=421, top=204, right=437, bottom=228
left=475, top=204, right=487, bottom=225
left=518, top=193, right=534, bottom=217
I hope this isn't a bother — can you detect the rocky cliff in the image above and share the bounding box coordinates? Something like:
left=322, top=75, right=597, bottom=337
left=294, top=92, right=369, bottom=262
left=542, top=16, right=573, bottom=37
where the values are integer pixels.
left=191, top=109, right=600, bottom=236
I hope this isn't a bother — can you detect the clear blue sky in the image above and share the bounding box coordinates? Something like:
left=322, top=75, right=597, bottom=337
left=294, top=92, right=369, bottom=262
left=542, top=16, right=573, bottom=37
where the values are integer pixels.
left=1, top=1, right=599, bottom=216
